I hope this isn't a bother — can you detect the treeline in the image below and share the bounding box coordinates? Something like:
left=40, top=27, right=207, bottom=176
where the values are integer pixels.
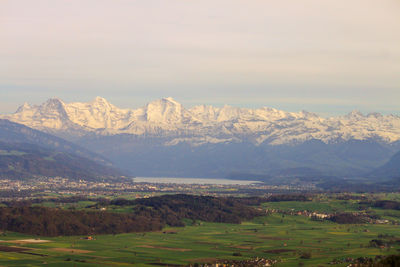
left=2, top=193, right=312, bottom=207
left=358, top=200, right=400, bottom=211
left=134, top=194, right=261, bottom=224
left=0, top=194, right=262, bottom=236
left=108, top=194, right=311, bottom=208
left=328, top=213, right=367, bottom=224
left=356, top=254, right=400, bottom=266
left=372, top=200, right=400, bottom=210
left=0, top=206, right=163, bottom=236
left=265, top=194, right=312, bottom=202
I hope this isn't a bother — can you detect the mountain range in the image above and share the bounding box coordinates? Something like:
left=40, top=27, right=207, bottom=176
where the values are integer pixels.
left=1, top=97, right=399, bottom=178
left=3, top=97, right=400, bottom=145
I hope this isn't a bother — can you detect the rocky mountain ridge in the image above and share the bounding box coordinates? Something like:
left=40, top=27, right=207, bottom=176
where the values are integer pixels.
left=2, top=97, right=399, bottom=146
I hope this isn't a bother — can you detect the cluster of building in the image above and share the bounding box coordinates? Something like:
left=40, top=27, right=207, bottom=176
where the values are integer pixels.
left=265, top=208, right=329, bottom=219
left=265, top=208, right=394, bottom=225
left=188, top=257, right=279, bottom=267
left=0, top=177, right=310, bottom=201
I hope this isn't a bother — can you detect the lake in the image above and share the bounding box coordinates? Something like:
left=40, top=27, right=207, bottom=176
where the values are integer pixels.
left=133, top=177, right=260, bottom=185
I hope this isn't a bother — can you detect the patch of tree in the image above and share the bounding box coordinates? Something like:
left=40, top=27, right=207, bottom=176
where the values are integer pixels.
left=359, top=200, right=400, bottom=211
left=375, top=255, right=400, bottom=266
left=227, top=196, right=269, bottom=206
left=335, top=194, right=367, bottom=200
left=328, top=213, right=367, bottom=224
left=355, top=254, right=400, bottom=266
left=369, top=234, right=400, bottom=248
left=1, top=196, right=110, bottom=207
left=133, top=194, right=262, bottom=224
left=383, top=211, right=400, bottom=218
left=366, top=212, right=381, bottom=220
left=227, top=195, right=312, bottom=205
left=330, top=257, right=375, bottom=266
left=0, top=194, right=262, bottom=236
left=0, top=206, right=164, bottom=236
left=372, top=200, right=400, bottom=210
left=369, top=239, right=389, bottom=248
left=300, top=251, right=312, bottom=259
left=110, top=194, right=311, bottom=207
left=265, top=194, right=312, bottom=202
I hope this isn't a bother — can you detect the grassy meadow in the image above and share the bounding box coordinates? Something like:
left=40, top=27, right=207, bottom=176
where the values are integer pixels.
left=0, top=208, right=399, bottom=266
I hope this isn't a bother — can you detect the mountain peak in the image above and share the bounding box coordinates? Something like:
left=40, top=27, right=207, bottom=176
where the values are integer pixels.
left=90, top=96, right=114, bottom=108
left=46, top=97, right=63, bottom=103
left=345, top=110, right=364, bottom=119
left=144, top=97, right=191, bottom=123
left=16, top=102, right=31, bottom=113
left=43, top=98, right=66, bottom=110
left=146, top=97, right=184, bottom=110
left=93, top=96, right=109, bottom=104
left=162, top=97, right=180, bottom=105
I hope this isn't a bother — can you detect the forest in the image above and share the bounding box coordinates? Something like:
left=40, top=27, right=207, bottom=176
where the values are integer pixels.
left=0, top=194, right=262, bottom=236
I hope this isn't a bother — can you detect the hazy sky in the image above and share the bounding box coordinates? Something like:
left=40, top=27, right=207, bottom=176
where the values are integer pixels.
left=1, top=0, right=399, bottom=116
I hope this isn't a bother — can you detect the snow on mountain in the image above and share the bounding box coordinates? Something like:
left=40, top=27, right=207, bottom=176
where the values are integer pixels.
left=5, top=98, right=72, bottom=130
left=65, top=96, right=133, bottom=130
left=1, top=97, right=400, bottom=146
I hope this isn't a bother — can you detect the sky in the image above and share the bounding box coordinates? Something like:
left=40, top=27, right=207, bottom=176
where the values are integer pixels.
left=1, top=0, right=399, bottom=116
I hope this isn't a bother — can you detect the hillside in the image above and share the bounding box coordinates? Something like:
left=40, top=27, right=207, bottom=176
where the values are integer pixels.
left=0, top=119, right=111, bottom=166
left=371, top=150, right=400, bottom=178
left=0, top=119, right=125, bottom=180
left=0, top=141, right=123, bottom=180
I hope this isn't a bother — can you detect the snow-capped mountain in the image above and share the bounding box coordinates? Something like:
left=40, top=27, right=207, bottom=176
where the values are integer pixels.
left=2, top=96, right=400, bottom=178
left=2, top=97, right=400, bottom=146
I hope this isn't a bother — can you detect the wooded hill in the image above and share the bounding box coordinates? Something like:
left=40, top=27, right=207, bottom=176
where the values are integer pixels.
left=0, top=194, right=263, bottom=236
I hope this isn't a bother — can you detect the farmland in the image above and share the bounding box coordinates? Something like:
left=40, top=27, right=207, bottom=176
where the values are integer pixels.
left=0, top=194, right=400, bottom=266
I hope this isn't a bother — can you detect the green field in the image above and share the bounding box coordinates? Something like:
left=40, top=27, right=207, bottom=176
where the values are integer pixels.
left=0, top=210, right=399, bottom=266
